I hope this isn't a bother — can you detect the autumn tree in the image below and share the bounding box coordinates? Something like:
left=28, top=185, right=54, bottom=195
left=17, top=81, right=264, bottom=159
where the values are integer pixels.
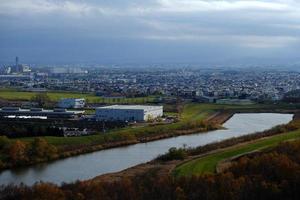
left=32, top=183, right=65, bottom=200
left=30, top=138, right=57, bottom=161
left=9, top=140, right=28, bottom=165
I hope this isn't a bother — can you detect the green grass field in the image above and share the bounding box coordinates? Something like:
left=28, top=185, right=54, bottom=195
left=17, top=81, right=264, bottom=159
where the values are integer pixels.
left=180, top=104, right=216, bottom=121
left=173, top=129, right=300, bottom=178
left=0, top=88, right=155, bottom=104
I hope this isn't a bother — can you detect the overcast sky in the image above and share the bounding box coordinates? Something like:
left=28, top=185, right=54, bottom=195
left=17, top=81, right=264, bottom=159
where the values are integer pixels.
left=1, top=0, right=300, bottom=65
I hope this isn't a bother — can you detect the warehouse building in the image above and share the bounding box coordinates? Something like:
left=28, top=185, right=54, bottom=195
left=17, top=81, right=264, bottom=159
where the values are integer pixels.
left=58, top=98, right=85, bottom=109
left=95, top=105, right=163, bottom=122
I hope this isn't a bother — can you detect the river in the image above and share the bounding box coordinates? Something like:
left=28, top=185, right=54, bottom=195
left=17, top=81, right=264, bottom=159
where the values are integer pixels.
left=0, top=113, right=293, bottom=185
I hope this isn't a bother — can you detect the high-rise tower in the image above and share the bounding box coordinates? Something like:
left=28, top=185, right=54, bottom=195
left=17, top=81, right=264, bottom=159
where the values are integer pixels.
left=14, top=56, right=21, bottom=73
left=16, top=56, right=19, bottom=67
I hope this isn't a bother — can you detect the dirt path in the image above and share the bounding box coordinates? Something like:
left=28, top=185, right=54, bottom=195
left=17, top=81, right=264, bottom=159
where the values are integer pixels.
left=204, top=111, right=233, bottom=125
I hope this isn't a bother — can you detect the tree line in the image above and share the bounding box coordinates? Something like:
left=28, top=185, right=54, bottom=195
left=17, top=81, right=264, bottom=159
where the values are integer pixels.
left=0, top=120, right=127, bottom=138
left=0, top=137, right=58, bottom=168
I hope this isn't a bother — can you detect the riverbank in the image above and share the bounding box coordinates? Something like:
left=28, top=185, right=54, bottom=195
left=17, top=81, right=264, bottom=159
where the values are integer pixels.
left=89, top=115, right=300, bottom=183
left=0, top=103, right=239, bottom=170
left=173, top=117, right=300, bottom=177
left=3, top=138, right=300, bottom=200
left=173, top=128, right=300, bottom=177
left=0, top=121, right=220, bottom=171
left=0, top=112, right=292, bottom=185
left=0, top=103, right=296, bottom=171
left=0, top=104, right=225, bottom=171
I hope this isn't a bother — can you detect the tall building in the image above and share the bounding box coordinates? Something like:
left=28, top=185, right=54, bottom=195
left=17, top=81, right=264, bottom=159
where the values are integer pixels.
left=16, top=56, right=19, bottom=69
left=10, top=57, right=31, bottom=74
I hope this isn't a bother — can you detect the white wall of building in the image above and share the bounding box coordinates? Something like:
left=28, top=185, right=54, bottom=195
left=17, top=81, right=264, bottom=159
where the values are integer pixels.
left=143, top=106, right=163, bottom=121
left=95, top=105, right=163, bottom=122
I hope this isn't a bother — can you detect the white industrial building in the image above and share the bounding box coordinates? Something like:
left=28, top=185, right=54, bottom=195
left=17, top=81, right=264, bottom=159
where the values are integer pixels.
left=58, top=98, right=85, bottom=109
left=95, top=105, right=163, bottom=122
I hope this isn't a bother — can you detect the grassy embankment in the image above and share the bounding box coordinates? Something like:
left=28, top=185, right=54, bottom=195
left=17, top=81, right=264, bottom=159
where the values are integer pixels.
left=0, top=88, right=156, bottom=104
left=173, top=127, right=300, bottom=177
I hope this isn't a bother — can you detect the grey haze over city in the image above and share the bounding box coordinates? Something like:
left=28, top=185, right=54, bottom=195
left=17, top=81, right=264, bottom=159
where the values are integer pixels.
left=1, top=0, right=300, bottom=66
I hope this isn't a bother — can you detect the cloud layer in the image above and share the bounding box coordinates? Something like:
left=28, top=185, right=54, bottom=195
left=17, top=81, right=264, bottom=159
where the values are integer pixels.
left=1, top=0, right=300, bottom=64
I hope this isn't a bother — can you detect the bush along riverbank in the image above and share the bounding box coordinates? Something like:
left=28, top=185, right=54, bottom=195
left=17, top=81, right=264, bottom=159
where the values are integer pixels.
left=0, top=137, right=59, bottom=169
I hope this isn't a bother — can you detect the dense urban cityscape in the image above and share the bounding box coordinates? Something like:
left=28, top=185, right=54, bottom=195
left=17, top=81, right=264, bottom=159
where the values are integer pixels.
left=1, top=57, right=300, bottom=103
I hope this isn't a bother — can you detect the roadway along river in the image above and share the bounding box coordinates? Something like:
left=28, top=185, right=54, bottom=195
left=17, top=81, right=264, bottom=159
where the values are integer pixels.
left=0, top=113, right=293, bottom=185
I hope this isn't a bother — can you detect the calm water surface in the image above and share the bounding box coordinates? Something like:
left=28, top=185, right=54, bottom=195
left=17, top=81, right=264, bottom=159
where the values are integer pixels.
left=0, top=113, right=293, bottom=185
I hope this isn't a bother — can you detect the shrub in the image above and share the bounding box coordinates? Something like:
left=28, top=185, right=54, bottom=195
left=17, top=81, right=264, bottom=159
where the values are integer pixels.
left=157, top=147, right=187, bottom=161
left=29, top=138, right=58, bottom=161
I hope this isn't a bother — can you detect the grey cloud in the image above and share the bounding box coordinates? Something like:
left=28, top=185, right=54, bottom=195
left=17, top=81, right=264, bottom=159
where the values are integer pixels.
left=0, top=0, right=300, bottom=64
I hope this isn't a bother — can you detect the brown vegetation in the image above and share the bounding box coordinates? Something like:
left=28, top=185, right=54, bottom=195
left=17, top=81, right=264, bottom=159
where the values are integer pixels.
left=1, top=139, right=300, bottom=200
left=0, top=137, right=58, bottom=168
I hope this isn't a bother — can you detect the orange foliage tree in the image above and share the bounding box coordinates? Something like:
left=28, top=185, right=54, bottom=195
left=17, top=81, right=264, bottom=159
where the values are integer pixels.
left=9, top=140, right=28, bottom=165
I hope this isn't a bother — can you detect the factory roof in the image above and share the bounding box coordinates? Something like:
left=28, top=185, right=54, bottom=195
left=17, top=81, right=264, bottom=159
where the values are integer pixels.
left=0, top=107, right=84, bottom=114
